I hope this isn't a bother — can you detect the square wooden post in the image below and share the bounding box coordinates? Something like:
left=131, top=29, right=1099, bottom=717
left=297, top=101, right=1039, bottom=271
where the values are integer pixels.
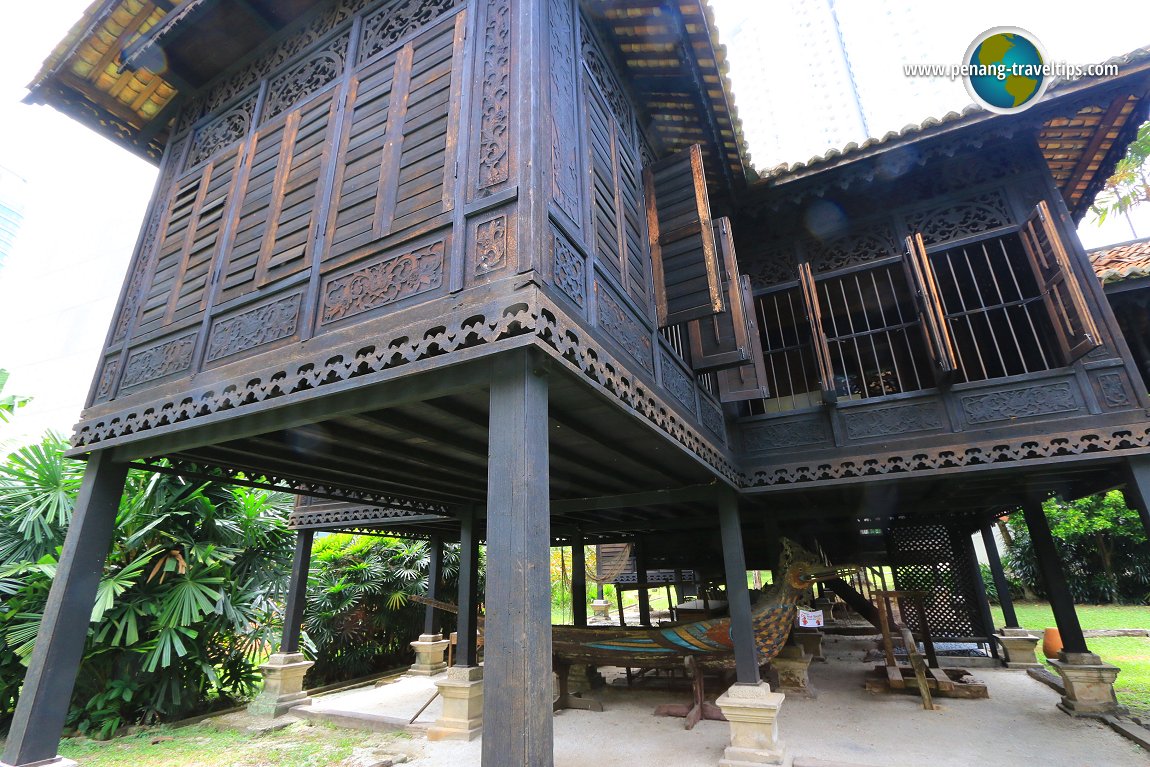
left=718, top=490, right=760, bottom=684
left=481, top=350, right=553, bottom=766
left=425, top=534, right=444, bottom=636
left=571, top=531, right=587, bottom=627
left=1, top=451, right=128, bottom=767
left=1122, top=454, right=1150, bottom=542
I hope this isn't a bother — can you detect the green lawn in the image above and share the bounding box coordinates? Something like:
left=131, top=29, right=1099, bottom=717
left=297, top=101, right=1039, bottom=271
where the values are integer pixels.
left=52, top=722, right=407, bottom=767
left=990, top=601, right=1150, bottom=717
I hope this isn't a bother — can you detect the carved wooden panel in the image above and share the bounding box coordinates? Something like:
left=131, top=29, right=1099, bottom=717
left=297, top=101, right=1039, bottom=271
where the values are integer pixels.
left=358, top=0, right=458, bottom=64
left=595, top=280, right=653, bottom=374
left=327, top=11, right=465, bottom=271
left=319, top=238, right=446, bottom=325
left=206, top=292, right=302, bottom=363
left=467, top=210, right=515, bottom=281
left=120, top=332, right=198, bottom=390
left=659, top=351, right=697, bottom=415
left=474, top=0, right=511, bottom=191
left=580, top=18, right=633, bottom=143
left=698, top=396, right=726, bottom=442
left=903, top=189, right=1012, bottom=246
left=742, top=416, right=830, bottom=453
left=185, top=93, right=257, bottom=171
left=1093, top=369, right=1133, bottom=409
left=262, top=31, right=350, bottom=122
left=806, top=222, right=898, bottom=274
left=548, top=0, right=580, bottom=223
left=959, top=380, right=1081, bottom=424
left=551, top=227, right=585, bottom=308
left=842, top=402, right=947, bottom=440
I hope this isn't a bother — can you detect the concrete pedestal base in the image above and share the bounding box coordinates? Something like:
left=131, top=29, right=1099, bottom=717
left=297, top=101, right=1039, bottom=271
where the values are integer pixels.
left=427, top=666, right=483, bottom=741
left=1049, top=652, right=1122, bottom=717
left=995, top=628, right=1042, bottom=668
left=565, top=663, right=604, bottom=693
left=714, top=681, right=787, bottom=767
left=772, top=646, right=815, bottom=697
left=791, top=629, right=825, bottom=662
left=0, top=758, right=79, bottom=767
left=248, top=652, right=314, bottom=717
left=811, top=598, right=835, bottom=624
left=591, top=599, right=610, bottom=619
left=409, top=633, right=450, bottom=676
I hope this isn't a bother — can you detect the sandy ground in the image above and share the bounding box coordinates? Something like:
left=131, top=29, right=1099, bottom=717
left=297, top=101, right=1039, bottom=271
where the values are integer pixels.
left=302, top=636, right=1148, bottom=767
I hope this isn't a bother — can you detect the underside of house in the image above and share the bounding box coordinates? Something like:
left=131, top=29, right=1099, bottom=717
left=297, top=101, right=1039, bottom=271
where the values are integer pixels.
left=5, top=1, right=1150, bottom=766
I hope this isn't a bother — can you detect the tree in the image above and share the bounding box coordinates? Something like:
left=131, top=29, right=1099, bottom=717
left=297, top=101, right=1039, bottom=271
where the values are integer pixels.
left=0, top=370, right=31, bottom=425
left=1090, top=120, right=1150, bottom=227
left=0, top=434, right=296, bottom=738
left=1003, top=490, right=1150, bottom=604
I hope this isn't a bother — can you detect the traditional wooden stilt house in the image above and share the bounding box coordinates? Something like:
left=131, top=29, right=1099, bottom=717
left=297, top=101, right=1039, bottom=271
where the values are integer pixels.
left=7, top=0, right=1150, bottom=764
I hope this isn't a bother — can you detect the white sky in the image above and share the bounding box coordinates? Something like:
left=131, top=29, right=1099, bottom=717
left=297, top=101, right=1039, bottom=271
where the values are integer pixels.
left=0, top=1, right=1148, bottom=449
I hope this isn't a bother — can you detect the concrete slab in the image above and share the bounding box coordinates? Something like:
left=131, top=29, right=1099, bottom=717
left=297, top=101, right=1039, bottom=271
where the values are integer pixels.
left=293, top=673, right=444, bottom=733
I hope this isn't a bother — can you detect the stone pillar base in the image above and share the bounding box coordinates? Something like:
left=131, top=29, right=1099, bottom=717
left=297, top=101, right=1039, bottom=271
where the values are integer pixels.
left=791, top=629, right=825, bottom=662
left=773, top=646, right=815, bottom=697
left=565, top=663, right=604, bottom=693
left=409, top=633, right=450, bottom=676
left=714, top=681, right=787, bottom=767
left=248, top=652, right=314, bottom=717
left=428, top=666, right=483, bottom=741
left=995, top=628, right=1042, bottom=668
left=0, top=758, right=79, bottom=767
left=1050, top=653, right=1122, bottom=717
left=591, top=599, right=610, bottom=619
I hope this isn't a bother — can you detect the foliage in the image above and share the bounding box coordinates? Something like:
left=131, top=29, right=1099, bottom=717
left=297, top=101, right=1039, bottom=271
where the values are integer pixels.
left=0, top=434, right=295, bottom=738
left=1091, top=120, right=1150, bottom=226
left=303, top=534, right=471, bottom=686
left=978, top=563, right=1023, bottom=605
left=1002, top=491, right=1150, bottom=604
left=0, top=370, right=31, bottom=425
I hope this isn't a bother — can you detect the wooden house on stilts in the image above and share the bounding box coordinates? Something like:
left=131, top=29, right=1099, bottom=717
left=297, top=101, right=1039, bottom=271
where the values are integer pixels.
left=6, top=1, right=1150, bottom=765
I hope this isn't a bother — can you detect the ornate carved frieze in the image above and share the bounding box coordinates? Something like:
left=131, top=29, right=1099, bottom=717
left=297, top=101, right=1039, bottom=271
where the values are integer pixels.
left=551, top=228, right=585, bottom=307
left=121, top=333, right=197, bottom=389
left=745, top=244, right=799, bottom=289
left=904, top=189, right=1013, bottom=246
left=185, top=93, right=257, bottom=170
left=659, top=351, right=696, bottom=413
left=807, top=222, right=899, bottom=274
left=548, top=0, right=579, bottom=219
left=1096, top=372, right=1132, bottom=409
left=960, top=381, right=1079, bottom=424
left=95, top=358, right=120, bottom=402
left=262, top=32, right=350, bottom=121
left=843, top=402, right=945, bottom=440
left=206, top=294, right=301, bottom=362
left=580, top=21, right=633, bottom=137
left=476, top=0, right=511, bottom=189
left=358, top=0, right=458, bottom=63
left=474, top=215, right=508, bottom=275
left=596, top=283, right=653, bottom=373
left=321, top=241, right=445, bottom=324
left=742, top=418, right=829, bottom=452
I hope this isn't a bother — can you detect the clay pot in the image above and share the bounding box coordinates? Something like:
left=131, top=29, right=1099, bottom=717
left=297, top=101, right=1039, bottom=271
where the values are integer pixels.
left=1042, top=627, right=1062, bottom=659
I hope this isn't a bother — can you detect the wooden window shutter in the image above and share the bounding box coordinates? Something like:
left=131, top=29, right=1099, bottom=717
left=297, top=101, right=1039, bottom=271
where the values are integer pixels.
left=798, top=261, right=837, bottom=403
left=903, top=233, right=959, bottom=379
left=1019, top=200, right=1101, bottom=363
left=716, top=275, right=771, bottom=402
left=688, top=218, right=751, bottom=370
left=644, top=144, right=723, bottom=327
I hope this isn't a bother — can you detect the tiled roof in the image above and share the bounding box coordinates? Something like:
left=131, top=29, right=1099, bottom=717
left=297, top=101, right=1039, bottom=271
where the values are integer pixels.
left=1089, top=237, right=1150, bottom=284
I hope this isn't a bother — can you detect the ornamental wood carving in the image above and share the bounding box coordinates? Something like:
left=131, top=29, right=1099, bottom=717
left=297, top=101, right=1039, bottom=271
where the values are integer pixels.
left=206, top=294, right=302, bottom=362
left=842, top=402, right=945, bottom=440
left=551, top=228, right=585, bottom=307
left=321, top=241, right=445, bottom=324
left=659, top=351, right=696, bottom=413
left=960, top=381, right=1079, bottom=424
left=580, top=20, right=633, bottom=138
left=262, top=32, right=350, bottom=121
left=474, top=216, right=509, bottom=274
left=548, top=0, right=580, bottom=220
left=596, top=283, right=653, bottom=373
left=358, top=0, right=458, bottom=63
left=95, top=358, right=119, bottom=402
left=476, top=0, right=511, bottom=189
left=807, top=223, right=898, bottom=274
left=742, top=418, right=829, bottom=452
left=904, top=189, right=1012, bottom=245
left=185, top=93, right=257, bottom=170
left=121, top=333, right=197, bottom=389
left=1096, top=372, right=1131, bottom=408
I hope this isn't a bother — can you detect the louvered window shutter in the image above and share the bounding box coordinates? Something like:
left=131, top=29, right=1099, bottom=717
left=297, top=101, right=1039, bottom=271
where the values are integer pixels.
left=644, top=144, right=723, bottom=327
left=903, top=232, right=958, bottom=379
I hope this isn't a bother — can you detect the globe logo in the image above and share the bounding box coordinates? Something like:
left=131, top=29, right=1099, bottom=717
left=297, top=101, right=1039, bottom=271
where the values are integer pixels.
left=963, top=27, right=1050, bottom=114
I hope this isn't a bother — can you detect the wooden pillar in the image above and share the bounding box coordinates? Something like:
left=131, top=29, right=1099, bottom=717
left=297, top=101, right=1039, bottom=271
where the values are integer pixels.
left=571, top=532, right=587, bottom=627
left=482, top=350, right=552, bottom=767
left=961, top=528, right=999, bottom=658
left=1021, top=496, right=1088, bottom=654
left=1122, top=454, right=1150, bottom=542
left=718, top=490, right=760, bottom=685
left=425, top=534, right=444, bottom=636
left=634, top=539, right=652, bottom=627
left=981, top=521, right=1019, bottom=628
left=456, top=505, right=480, bottom=668
left=2, top=451, right=128, bottom=767
left=281, top=529, right=314, bottom=654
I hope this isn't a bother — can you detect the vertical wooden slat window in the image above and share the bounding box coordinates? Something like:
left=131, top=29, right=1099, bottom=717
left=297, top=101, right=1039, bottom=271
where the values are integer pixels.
left=746, top=286, right=821, bottom=413
left=1019, top=200, right=1101, bottom=364
left=688, top=218, right=752, bottom=370
left=644, top=144, right=722, bottom=327
left=799, top=262, right=838, bottom=403
left=931, top=232, right=1058, bottom=382
left=716, top=275, right=770, bottom=402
